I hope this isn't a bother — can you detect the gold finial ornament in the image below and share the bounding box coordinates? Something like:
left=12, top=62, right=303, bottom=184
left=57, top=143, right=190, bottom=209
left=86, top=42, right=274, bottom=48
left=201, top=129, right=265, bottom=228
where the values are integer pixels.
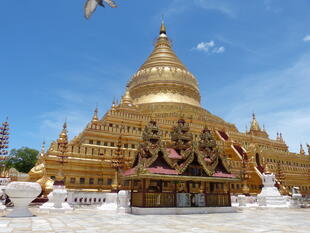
left=111, top=98, right=117, bottom=111
left=41, top=141, right=45, bottom=154
left=262, top=157, right=271, bottom=174
left=92, top=106, right=99, bottom=122
left=247, top=113, right=269, bottom=138
left=306, top=144, right=310, bottom=155
left=160, top=16, right=166, bottom=34
left=250, top=113, right=261, bottom=131
left=264, top=162, right=272, bottom=174
left=121, top=87, right=133, bottom=106
left=300, top=144, right=305, bottom=155
left=58, top=121, right=68, bottom=145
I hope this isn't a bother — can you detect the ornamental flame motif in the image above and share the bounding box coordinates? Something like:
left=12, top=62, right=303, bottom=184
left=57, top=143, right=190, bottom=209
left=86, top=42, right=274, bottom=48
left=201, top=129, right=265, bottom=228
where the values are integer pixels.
left=198, top=127, right=220, bottom=164
left=138, top=120, right=163, bottom=162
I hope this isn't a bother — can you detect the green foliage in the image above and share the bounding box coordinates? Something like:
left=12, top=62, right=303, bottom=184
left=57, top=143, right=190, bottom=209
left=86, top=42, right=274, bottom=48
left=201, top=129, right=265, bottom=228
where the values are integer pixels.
left=5, top=147, right=39, bottom=173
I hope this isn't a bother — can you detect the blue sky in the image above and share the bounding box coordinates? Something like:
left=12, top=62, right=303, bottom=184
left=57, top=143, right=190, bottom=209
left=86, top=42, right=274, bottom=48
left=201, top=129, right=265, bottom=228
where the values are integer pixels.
left=1, top=0, right=310, bottom=153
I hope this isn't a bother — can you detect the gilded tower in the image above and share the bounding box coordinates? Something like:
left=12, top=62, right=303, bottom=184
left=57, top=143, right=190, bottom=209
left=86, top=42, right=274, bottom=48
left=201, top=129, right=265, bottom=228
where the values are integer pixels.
left=29, top=22, right=310, bottom=196
left=128, top=21, right=200, bottom=107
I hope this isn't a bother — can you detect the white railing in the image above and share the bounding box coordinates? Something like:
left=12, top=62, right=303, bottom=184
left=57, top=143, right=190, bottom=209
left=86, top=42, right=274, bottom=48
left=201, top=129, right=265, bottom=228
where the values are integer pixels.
left=67, top=190, right=108, bottom=205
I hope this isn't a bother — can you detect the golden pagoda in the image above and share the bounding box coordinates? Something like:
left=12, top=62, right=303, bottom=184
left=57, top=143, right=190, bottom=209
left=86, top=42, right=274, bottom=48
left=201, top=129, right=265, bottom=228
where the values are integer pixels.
left=29, top=22, right=310, bottom=196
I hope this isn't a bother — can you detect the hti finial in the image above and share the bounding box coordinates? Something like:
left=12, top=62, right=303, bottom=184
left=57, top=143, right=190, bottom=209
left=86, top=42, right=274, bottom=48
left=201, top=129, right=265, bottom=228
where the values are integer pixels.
left=63, top=119, right=67, bottom=130
left=41, top=140, right=45, bottom=153
left=300, top=144, right=305, bottom=155
left=160, top=16, right=166, bottom=35
left=92, top=105, right=99, bottom=122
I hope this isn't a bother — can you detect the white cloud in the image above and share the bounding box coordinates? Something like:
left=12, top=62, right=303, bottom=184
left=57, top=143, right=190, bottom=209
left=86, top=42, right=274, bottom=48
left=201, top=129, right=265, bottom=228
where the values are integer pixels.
left=207, top=53, right=310, bottom=152
left=196, top=41, right=215, bottom=52
left=303, top=35, right=310, bottom=42
left=213, top=46, right=225, bottom=54
left=194, top=41, right=225, bottom=54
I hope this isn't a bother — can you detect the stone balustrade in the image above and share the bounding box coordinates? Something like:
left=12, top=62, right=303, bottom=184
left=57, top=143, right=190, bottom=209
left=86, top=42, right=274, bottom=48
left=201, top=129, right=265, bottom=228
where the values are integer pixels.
left=66, top=190, right=131, bottom=212
left=67, top=190, right=108, bottom=205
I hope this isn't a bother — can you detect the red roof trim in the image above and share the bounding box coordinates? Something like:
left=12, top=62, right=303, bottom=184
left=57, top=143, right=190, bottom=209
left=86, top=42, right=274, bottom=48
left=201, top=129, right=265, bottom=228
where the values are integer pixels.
left=147, top=167, right=179, bottom=175
left=217, top=130, right=229, bottom=141
left=122, top=168, right=136, bottom=176
left=166, top=148, right=182, bottom=159
left=213, top=172, right=236, bottom=178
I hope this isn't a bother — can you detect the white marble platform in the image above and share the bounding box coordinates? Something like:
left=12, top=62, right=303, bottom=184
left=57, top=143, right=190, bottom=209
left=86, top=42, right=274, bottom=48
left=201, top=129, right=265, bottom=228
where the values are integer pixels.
left=1, top=207, right=310, bottom=232
left=131, top=207, right=237, bottom=215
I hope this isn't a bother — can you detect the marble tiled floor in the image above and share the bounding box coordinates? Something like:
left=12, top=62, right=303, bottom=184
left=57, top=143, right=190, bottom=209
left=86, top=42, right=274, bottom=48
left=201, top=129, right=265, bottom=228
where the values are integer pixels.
left=1, top=207, right=310, bottom=233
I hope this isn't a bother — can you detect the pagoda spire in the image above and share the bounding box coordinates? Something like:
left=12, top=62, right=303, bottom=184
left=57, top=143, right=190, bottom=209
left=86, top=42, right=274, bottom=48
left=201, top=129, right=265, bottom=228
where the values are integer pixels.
left=36, top=140, right=46, bottom=165
left=160, top=16, right=166, bottom=35
left=250, top=113, right=261, bottom=131
left=92, top=106, right=99, bottom=123
left=247, top=113, right=269, bottom=138
left=55, top=120, right=69, bottom=186
left=41, top=140, right=45, bottom=154
left=120, top=87, right=133, bottom=106
left=300, top=144, right=305, bottom=155
left=111, top=98, right=116, bottom=111
left=279, top=133, right=284, bottom=142
left=57, top=120, right=68, bottom=148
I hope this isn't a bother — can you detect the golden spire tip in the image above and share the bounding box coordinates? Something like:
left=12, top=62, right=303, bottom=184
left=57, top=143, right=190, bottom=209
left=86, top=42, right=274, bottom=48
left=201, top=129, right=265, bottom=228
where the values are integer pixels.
left=63, top=119, right=67, bottom=129
left=160, top=16, right=166, bottom=35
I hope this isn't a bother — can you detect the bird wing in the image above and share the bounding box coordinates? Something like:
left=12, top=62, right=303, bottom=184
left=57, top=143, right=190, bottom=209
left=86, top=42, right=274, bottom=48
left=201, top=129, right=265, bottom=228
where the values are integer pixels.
left=84, top=0, right=100, bottom=19
left=96, top=0, right=105, bottom=7
left=104, top=0, right=117, bottom=8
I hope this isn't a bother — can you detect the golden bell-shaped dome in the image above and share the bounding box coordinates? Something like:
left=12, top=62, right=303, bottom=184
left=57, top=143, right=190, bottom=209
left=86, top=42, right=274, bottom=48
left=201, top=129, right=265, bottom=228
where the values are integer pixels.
left=127, top=22, right=201, bottom=107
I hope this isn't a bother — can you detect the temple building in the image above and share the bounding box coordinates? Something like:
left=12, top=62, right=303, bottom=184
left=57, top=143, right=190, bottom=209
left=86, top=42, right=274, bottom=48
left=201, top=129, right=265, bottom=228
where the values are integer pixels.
left=29, top=22, right=310, bottom=196
left=123, top=119, right=237, bottom=208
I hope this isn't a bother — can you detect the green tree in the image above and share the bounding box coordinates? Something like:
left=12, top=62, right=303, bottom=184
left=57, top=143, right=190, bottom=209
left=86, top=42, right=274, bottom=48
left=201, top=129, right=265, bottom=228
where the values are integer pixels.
left=5, top=147, right=39, bottom=173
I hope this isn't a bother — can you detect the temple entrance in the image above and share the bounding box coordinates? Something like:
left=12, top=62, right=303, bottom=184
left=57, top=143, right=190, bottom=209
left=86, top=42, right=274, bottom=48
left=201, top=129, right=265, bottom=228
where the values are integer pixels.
left=130, top=179, right=231, bottom=208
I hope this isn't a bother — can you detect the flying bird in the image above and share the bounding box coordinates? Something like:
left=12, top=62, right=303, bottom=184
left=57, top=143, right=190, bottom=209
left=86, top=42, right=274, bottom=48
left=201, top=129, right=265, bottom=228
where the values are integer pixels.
left=84, top=0, right=117, bottom=19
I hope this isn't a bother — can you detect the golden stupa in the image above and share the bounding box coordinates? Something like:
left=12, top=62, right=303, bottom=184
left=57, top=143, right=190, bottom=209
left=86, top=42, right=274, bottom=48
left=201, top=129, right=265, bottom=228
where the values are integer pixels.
left=29, top=22, right=310, bottom=196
